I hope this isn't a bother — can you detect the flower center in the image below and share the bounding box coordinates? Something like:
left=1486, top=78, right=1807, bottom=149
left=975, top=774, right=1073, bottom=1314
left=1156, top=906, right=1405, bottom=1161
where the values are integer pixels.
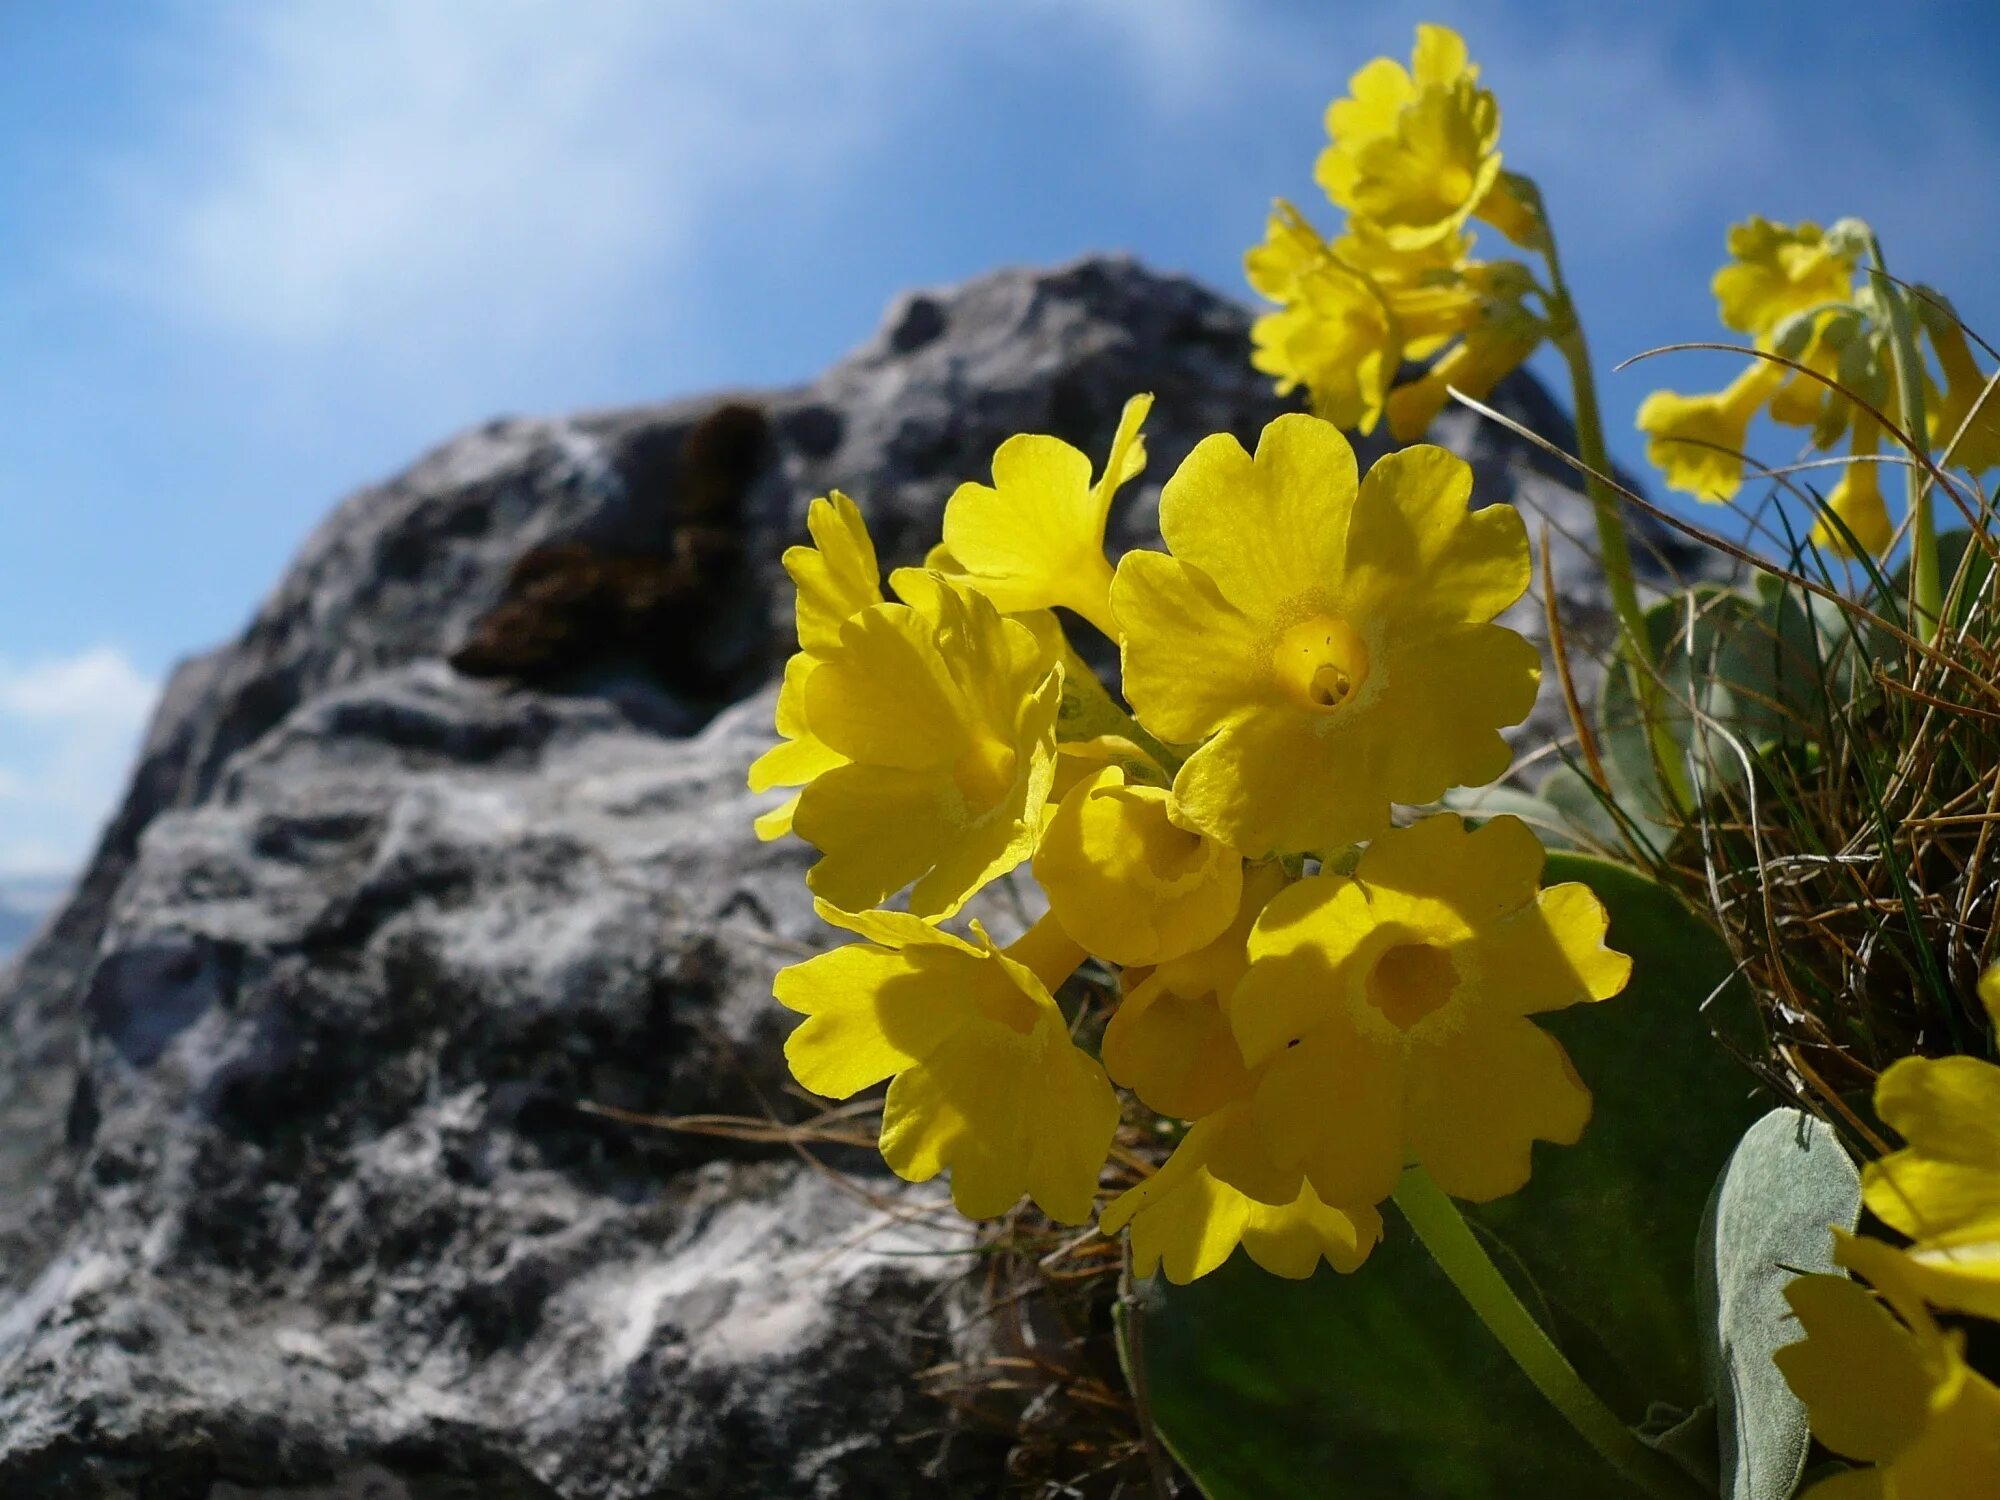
left=952, top=733, right=1019, bottom=812
left=1366, top=942, right=1457, bottom=1031
left=1272, top=615, right=1372, bottom=712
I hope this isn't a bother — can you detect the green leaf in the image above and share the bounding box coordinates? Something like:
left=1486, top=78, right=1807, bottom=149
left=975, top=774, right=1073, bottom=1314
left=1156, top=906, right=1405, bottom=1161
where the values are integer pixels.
left=1697, top=1108, right=1860, bottom=1500
left=1127, top=854, right=1767, bottom=1498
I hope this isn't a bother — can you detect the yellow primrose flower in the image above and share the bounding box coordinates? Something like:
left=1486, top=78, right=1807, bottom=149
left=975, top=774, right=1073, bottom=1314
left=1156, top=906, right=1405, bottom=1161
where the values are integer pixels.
left=1712, top=218, right=1858, bottom=338
left=749, top=491, right=884, bottom=839
left=1219, top=814, right=1630, bottom=1209
left=1811, top=415, right=1895, bottom=558
left=1776, top=1232, right=2000, bottom=1499
left=1111, top=415, right=1539, bottom=856
left=1246, top=211, right=1400, bottom=433
left=776, top=903, right=1115, bottom=1224
left=1385, top=303, right=1543, bottom=442
left=1034, top=763, right=1242, bottom=968
left=1316, top=25, right=1506, bottom=252
left=790, top=575, right=1061, bottom=917
left=1100, top=863, right=1290, bottom=1120
left=1859, top=972, right=2000, bottom=1319
left=1100, top=1099, right=1383, bottom=1284
left=1636, top=361, right=1784, bottom=504
left=936, top=394, right=1152, bottom=638
left=1927, top=311, right=2000, bottom=473
left=1332, top=224, right=1489, bottom=358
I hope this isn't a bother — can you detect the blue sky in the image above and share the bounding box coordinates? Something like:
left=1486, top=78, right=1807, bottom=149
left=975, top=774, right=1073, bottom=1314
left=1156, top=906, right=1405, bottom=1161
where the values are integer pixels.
left=0, top=0, right=1996, bottom=880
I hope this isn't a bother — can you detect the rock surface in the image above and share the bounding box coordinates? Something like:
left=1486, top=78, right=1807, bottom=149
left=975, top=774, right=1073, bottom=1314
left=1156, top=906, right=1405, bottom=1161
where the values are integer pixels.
left=0, top=257, right=1712, bottom=1497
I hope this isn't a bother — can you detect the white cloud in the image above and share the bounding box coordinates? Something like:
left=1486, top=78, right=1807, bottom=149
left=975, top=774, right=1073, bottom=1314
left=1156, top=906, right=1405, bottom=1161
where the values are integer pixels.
left=93, top=0, right=913, bottom=370
left=0, top=648, right=158, bottom=879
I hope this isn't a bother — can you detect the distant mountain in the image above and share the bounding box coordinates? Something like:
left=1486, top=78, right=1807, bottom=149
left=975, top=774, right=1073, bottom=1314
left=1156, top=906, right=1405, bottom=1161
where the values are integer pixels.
left=0, top=875, right=66, bottom=960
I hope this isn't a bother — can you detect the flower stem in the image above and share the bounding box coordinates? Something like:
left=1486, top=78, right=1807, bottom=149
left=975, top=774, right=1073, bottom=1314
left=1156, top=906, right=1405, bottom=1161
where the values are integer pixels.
left=1538, top=213, right=1695, bottom=815
left=1392, top=1167, right=1708, bottom=1500
left=1869, top=233, right=1941, bottom=633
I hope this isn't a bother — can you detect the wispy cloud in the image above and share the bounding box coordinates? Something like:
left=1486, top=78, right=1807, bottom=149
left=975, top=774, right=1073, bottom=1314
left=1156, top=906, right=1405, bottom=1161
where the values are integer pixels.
left=91, top=1, right=914, bottom=375
left=0, top=648, right=158, bottom=878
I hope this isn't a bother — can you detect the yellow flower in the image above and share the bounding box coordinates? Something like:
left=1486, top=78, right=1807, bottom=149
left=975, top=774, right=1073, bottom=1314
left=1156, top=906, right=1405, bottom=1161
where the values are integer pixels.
left=1927, top=312, right=2000, bottom=473
left=1219, top=814, right=1630, bottom=1209
left=1333, top=225, right=1489, bottom=356
left=1811, top=414, right=1894, bottom=558
left=936, top=394, right=1152, bottom=638
left=1315, top=26, right=1506, bottom=252
left=1712, top=218, right=1858, bottom=338
left=749, top=491, right=884, bottom=839
left=1100, top=863, right=1289, bottom=1120
left=1385, top=303, right=1542, bottom=442
left=1859, top=972, right=2000, bottom=1319
left=1033, top=763, right=1242, bottom=968
left=1111, top=415, right=1539, bottom=856
left=1100, top=1099, right=1382, bottom=1284
left=790, top=575, right=1062, bottom=917
left=776, top=902, right=1116, bottom=1224
left=1246, top=210, right=1400, bottom=433
left=1637, top=361, right=1784, bottom=503
left=1776, top=1232, right=2000, bottom=1498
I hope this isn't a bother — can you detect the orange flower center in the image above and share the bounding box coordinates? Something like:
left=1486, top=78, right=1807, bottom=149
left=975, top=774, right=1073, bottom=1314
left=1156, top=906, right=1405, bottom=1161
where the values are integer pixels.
left=1366, top=942, right=1457, bottom=1030
left=1273, top=615, right=1372, bottom=712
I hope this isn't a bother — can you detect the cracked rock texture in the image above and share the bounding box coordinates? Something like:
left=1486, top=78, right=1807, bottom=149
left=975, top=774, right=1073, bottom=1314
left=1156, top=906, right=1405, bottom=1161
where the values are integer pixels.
left=0, top=258, right=1710, bottom=1497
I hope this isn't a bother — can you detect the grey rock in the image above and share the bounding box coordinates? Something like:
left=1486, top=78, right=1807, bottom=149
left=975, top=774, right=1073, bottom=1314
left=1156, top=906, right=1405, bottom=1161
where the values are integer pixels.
left=0, top=256, right=1714, bottom=1496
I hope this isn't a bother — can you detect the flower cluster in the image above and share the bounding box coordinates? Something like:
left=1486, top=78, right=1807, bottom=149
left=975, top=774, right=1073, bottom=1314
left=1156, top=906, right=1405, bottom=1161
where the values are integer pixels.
left=1246, top=25, right=1545, bottom=442
left=757, top=399, right=1634, bottom=1283
left=1639, top=215, right=2000, bottom=555
left=1774, top=970, right=2000, bottom=1495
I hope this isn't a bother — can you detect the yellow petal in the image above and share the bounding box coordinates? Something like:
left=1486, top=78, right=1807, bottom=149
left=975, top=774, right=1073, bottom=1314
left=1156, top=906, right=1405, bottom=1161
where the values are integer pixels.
left=1405, top=1009, right=1591, bottom=1201
left=786, top=491, right=883, bottom=655
left=1471, top=881, right=1631, bottom=1015
left=881, top=1024, right=1041, bottom=1218
left=1102, top=968, right=1253, bottom=1121
left=1035, top=765, right=1242, bottom=967
left=1155, top=416, right=1358, bottom=622
left=752, top=793, right=799, bottom=841
left=776, top=941, right=979, bottom=1098
left=805, top=604, right=968, bottom=769
left=1112, top=550, right=1272, bottom=744
left=1342, top=444, right=1530, bottom=627
left=1250, top=1022, right=1407, bottom=1208
left=1775, top=1273, right=1934, bottom=1464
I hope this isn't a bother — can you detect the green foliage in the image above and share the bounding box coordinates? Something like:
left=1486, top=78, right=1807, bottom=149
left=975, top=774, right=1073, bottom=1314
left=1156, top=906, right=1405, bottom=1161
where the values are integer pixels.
left=1129, top=855, right=1767, bottom=1498
left=1695, top=1107, right=1861, bottom=1500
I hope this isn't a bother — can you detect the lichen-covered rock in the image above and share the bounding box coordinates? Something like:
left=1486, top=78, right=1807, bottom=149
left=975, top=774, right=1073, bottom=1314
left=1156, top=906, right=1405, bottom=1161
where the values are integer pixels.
left=0, top=257, right=1711, bottom=1496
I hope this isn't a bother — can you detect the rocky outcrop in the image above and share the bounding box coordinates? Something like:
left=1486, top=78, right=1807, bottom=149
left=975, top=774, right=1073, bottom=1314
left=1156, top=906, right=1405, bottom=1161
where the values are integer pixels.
left=0, top=257, right=1711, bottom=1497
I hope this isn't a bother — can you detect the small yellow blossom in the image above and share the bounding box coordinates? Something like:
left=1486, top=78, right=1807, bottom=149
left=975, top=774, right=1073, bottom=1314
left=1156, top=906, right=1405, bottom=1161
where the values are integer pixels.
left=1099, top=863, right=1289, bottom=1120
left=1926, top=311, right=2000, bottom=473
left=776, top=902, right=1116, bottom=1223
left=1100, top=1099, right=1383, bottom=1284
left=1858, top=969, right=2000, bottom=1319
left=1385, top=303, right=1542, bottom=443
left=1112, top=415, right=1538, bottom=855
left=1316, top=25, right=1507, bottom=251
left=1811, top=415, right=1895, bottom=558
left=1219, top=814, right=1630, bottom=1209
left=1712, top=218, right=1859, bottom=338
left=1034, top=764, right=1242, bottom=968
left=790, top=575, right=1061, bottom=917
left=1246, top=210, right=1400, bottom=432
left=1776, top=1232, right=2000, bottom=1498
left=937, top=394, right=1152, bottom=638
left=749, top=492, right=884, bottom=839
left=1637, top=362, right=1784, bottom=503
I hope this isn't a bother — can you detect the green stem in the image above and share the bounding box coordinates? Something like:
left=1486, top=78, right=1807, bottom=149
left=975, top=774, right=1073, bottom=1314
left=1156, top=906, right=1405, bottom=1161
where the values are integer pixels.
left=1392, top=1168, right=1708, bottom=1500
left=1539, top=210, right=1694, bottom=814
left=1869, top=234, right=1940, bottom=633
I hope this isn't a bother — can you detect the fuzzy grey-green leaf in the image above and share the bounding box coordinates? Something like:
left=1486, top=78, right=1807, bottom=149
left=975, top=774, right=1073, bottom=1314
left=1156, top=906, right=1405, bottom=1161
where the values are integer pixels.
left=1697, top=1107, right=1861, bottom=1500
